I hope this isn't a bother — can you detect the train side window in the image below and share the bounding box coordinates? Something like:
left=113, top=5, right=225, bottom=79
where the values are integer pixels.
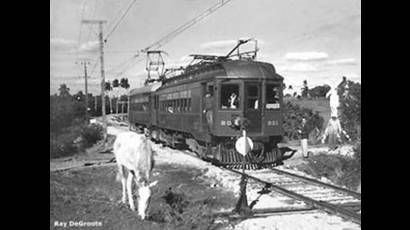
left=220, top=84, right=240, bottom=109
left=182, top=98, right=187, bottom=112
left=187, top=98, right=191, bottom=112
left=176, top=99, right=181, bottom=113
left=266, top=84, right=281, bottom=110
left=167, top=101, right=173, bottom=113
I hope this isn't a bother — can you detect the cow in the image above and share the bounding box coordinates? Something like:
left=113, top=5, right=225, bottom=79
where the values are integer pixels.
left=113, top=131, right=158, bottom=220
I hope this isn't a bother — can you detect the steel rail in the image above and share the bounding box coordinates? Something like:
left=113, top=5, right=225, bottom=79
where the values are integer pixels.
left=268, top=168, right=361, bottom=200
left=213, top=202, right=361, bottom=218
left=224, top=167, right=361, bottom=224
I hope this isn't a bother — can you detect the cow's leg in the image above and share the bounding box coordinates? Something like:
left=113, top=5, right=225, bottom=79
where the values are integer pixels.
left=118, top=164, right=127, bottom=204
left=127, top=171, right=136, bottom=211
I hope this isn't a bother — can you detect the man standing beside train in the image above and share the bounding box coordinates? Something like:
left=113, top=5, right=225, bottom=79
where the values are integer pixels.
left=204, top=91, right=213, bottom=132
left=298, top=118, right=310, bottom=158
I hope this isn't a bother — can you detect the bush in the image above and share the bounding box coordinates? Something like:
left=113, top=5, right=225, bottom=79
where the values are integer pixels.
left=150, top=189, right=215, bottom=230
left=282, top=101, right=324, bottom=141
left=296, top=152, right=361, bottom=191
left=50, top=132, right=79, bottom=159
left=309, top=84, right=331, bottom=98
left=338, top=81, right=361, bottom=141
left=80, top=123, right=104, bottom=148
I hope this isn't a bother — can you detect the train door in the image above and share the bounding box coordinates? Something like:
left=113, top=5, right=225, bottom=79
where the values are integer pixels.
left=244, top=82, right=262, bottom=133
left=201, top=82, right=215, bottom=132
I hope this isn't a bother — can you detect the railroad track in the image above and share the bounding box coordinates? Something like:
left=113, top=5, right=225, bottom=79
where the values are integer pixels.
left=208, top=159, right=361, bottom=225
left=162, top=141, right=361, bottom=224
left=51, top=136, right=361, bottom=225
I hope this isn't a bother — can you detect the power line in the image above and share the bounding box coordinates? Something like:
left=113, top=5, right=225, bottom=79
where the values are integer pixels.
left=85, top=0, right=99, bottom=44
left=105, top=0, right=138, bottom=40
left=76, top=0, right=87, bottom=61
left=110, top=0, right=235, bottom=79
left=142, top=0, right=234, bottom=52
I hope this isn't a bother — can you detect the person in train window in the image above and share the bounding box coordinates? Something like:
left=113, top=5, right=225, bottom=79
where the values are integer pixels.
left=272, top=87, right=280, bottom=103
left=228, top=92, right=238, bottom=109
left=254, top=99, right=259, bottom=109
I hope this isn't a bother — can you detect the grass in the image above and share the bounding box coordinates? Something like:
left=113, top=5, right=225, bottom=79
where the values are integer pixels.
left=50, top=123, right=104, bottom=159
left=50, top=164, right=236, bottom=230
left=293, top=143, right=361, bottom=191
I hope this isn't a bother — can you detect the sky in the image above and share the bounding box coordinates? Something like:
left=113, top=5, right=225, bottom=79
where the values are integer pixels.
left=50, top=0, right=361, bottom=95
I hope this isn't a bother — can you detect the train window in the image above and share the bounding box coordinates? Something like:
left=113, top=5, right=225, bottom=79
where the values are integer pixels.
left=266, top=84, right=281, bottom=110
left=167, top=101, right=174, bottom=113
left=247, top=85, right=259, bottom=109
left=187, top=98, right=191, bottom=111
left=220, top=84, right=240, bottom=109
left=207, top=85, right=214, bottom=96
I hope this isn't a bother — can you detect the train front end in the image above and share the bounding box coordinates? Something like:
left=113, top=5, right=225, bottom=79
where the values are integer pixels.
left=211, top=60, right=286, bottom=169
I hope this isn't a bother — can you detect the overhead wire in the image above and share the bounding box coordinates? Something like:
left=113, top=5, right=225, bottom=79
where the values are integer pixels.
left=105, top=0, right=138, bottom=40
left=112, top=0, right=235, bottom=78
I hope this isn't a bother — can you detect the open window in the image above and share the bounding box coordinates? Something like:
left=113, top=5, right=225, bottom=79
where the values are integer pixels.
left=266, top=83, right=281, bottom=110
left=247, top=85, right=259, bottom=109
left=220, top=84, right=240, bottom=109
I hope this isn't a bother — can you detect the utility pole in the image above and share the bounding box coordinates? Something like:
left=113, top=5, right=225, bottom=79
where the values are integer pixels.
left=82, top=19, right=108, bottom=143
left=76, top=60, right=91, bottom=123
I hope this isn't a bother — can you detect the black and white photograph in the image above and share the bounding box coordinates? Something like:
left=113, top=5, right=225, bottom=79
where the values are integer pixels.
left=50, top=0, right=361, bottom=229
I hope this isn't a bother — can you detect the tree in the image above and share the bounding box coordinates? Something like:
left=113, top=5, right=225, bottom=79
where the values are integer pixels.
left=74, top=91, right=84, bottom=102
left=113, top=79, right=120, bottom=88
left=309, top=84, right=331, bottom=98
left=58, top=84, right=71, bottom=97
left=112, top=79, right=120, bottom=114
left=301, top=80, right=309, bottom=98
left=338, top=80, right=361, bottom=141
left=120, top=78, right=130, bottom=115
left=120, top=78, right=130, bottom=89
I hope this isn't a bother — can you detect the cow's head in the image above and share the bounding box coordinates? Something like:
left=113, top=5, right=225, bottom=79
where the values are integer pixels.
left=137, top=180, right=158, bottom=220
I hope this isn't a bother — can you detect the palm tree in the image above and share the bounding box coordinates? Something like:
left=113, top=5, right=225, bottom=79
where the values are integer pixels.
left=113, top=79, right=120, bottom=114
left=120, top=78, right=130, bottom=116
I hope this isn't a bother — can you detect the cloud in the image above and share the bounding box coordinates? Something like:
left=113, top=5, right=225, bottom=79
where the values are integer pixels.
left=50, top=37, right=78, bottom=51
left=199, top=38, right=264, bottom=51
left=200, top=40, right=237, bottom=50
left=179, top=55, right=193, bottom=62
left=50, top=38, right=99, bottom=53
left=77, top=40, right=99, bottom=53
left=278, top=63, right=318, bottom=72
left=284, top=52, right=329, bottom=61
left=327, top=58, right=357, bottom=65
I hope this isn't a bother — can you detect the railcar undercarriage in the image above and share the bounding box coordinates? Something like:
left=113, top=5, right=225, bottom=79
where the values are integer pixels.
left=132, top=124, right=295, bottom=170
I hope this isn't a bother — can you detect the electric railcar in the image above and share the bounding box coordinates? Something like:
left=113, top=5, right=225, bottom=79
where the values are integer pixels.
left=128, top=40, right=289, bottom=169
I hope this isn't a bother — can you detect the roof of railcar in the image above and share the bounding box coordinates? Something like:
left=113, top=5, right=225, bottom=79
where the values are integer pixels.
left=129, top=82, right=162, bottom=96
left=128, top=60, right=284, bottom=95
left=161, top=60, right=283, bottom=87
left=221, top=60, right=283, bottom=80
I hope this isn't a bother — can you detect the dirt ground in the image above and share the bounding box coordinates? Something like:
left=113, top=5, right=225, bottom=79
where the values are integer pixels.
left=50, top=163, right=237, bottom=230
